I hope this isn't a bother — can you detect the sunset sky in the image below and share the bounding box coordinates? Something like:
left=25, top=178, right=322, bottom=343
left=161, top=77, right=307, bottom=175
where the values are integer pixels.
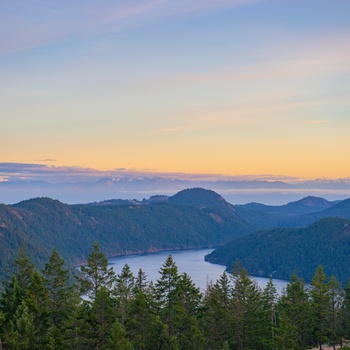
left=1, top=0, right=350, bottom=179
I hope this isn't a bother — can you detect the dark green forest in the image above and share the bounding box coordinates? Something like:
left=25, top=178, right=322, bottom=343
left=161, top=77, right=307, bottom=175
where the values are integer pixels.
left=1, top=244, right=350, bottom=350
left=206, top=217, right=350, bottom=283
left=2, top=189, right=350, bottom=287
left=0, top=190, right=253, bottom=284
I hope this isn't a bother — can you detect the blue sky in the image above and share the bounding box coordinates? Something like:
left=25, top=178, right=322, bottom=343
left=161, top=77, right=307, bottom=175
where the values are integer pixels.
left=1, top=0, right=350, bottom=179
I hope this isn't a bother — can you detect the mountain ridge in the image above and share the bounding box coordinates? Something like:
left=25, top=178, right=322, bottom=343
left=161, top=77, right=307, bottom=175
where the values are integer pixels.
left=205, top=216, right=350, bottom=283
left=0, top=189, right=252, bottom=283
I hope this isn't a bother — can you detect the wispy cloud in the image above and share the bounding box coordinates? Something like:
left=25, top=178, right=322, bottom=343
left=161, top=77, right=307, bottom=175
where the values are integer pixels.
left=0, top=162, right=297, bottom=184
left=0, top=0, right=262, bottom=56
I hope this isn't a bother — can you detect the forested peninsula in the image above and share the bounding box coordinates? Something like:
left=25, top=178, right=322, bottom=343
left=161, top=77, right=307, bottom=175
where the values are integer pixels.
left=206, top=217, right=350, bottom=283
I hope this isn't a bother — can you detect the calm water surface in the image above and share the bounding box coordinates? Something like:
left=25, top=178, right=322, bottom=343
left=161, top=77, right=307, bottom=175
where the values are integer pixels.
left=108, top=249, right=288, bottom=294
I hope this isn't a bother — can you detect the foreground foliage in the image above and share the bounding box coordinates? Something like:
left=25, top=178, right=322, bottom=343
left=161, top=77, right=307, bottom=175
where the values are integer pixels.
left=1, top=245, right=350, bottom=350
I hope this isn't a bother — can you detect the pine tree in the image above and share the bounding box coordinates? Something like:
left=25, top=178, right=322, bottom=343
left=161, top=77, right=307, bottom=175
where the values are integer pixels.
left=278, top=273, right=312, bottom=349
left=77, top=242, right=116, bottom=300
left=144, top=315, right=169, bottom=350
left=8, top=300, right=36, bottom=350
left=231, top=267, right=265, bottom=350
left=129, top=269, right=150, bottom=349
left=262, top=276, right=278, bottom=348
left=42, top=249, right=73, bottom=327
left=221, top=340, right=230, bottom=350
left=26, top=269, right=50, bottom=347
left=155, top=255, right=181, bottom=350
left=90, top=286, right=117, bottom=350
left=10, top=244, right=36, bottom=292
left=341, top=279, right=350, bottom=339
left=0, top=309, right=4, bottom=350
left=328, top=275, right=343, bottom=349
left=310, top=266, right=331, bottom=350
left=134, top=268, right=148, bottom=293
left=176, top=273, right=205, bottom=350
left=203, top=273, right=232, bottom=350
left=0, top=276, right=23, bottom=329
left=63, top=292, right=92, bottom=350
left=114, top=264, right=135, bottom=326
left=274, top=311, right=299, bottom=350
left=42, top=249, right=74, bottom=349
left=105, top=320, right=134, bottom=350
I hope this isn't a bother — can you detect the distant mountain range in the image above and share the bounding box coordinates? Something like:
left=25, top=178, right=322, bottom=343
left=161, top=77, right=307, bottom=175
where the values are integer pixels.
left=1, top=173, right=350, bottom=205
left=232, top=196, right=350, bottom=229
left=1, top=187, right=350, bottom=286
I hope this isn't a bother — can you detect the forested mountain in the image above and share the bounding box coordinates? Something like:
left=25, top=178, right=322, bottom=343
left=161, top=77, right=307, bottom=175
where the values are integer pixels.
left=280, top=198, right=350, bottom=227
left=206, top=217, right=350, bottom=283
left=0, top=189, right=252, bottom=282
left=234, top=196, right=344, bottom=229
left=168, top=188, right=236, bottom=214
left=239, top=195, right=335, bottom=215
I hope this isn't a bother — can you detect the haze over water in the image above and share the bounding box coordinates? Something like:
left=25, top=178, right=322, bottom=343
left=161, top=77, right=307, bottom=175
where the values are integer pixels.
left=108, top=249, right=288, bottom=294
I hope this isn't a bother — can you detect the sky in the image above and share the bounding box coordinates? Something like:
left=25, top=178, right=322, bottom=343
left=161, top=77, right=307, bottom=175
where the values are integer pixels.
left=1, top=0, right=350, bottom=180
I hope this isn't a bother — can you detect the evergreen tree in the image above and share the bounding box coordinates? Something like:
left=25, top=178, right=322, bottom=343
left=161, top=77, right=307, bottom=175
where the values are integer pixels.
left=77, top=242, right=116, bottom=300
left=8, top=300, right=36, bottom=350
left=176, top=273, right=205, bottom=350
left=134, top=268, right=148, bottom=292
left=221, top=340, right=230, bottom=350
left=274, top=311, right=299, bottom=350
left=105, top=320, right=134, bottom=350
left=143, top=315, right=169, bottom=350
left=203, top=282, right=225, bottom=350
left=341, top=279, right=350, bottom=339
left=0, top=309, right=4, bottom=350
left=129, top=269, right=150, bottom=350
left=231, top=267, right=265, bottom=350
left=203, top=273, right=232, bottom=350
left=278, top=273, right=312, bottom=349
left=10, top=244, right=36, bottom=292
left=155, top=255, right=181, bottom=350
left=310, top=266, right=331, bottom=350
left=0, top=276, right=23, bottom=331
left=42, top=249, right=73, bottom=332
left=63, top=293, right=92, bottom=350
left=26, top=269, right=50, bottom=347
left=262, top=276, right=278, bottom=348
left=90, top=286, right=117, bottom=350
left=114, top=264, right=135, bottom=326
left=328, top=275, right=343, bottom=349
left=45, top=325, right=61, bottom=350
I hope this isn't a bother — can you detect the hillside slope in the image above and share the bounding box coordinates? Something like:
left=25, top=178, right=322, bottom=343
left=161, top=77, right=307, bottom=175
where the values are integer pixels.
left=205, top=217, right=350, bottom=283
left=280, top=198, right=350, bottom=227
left=0, top=190, right=252, bottom=278
left=234, top=196, right=348, bottom=229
